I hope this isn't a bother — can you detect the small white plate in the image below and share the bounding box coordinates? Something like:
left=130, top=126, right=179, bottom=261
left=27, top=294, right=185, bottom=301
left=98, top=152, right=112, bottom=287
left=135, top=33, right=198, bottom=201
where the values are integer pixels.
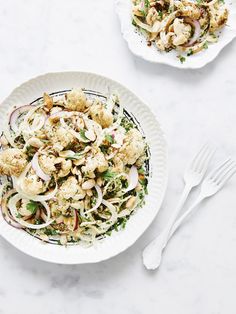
left=115, top=0, right=236, bottom=69
left=0, top=72, right=168, bottom=264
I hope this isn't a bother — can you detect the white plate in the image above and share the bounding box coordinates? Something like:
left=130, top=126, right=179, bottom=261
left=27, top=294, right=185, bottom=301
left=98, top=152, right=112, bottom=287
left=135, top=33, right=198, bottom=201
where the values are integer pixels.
left=115, top=0, right=236, bottom=69
left=0, top=72, right=168, bottom=264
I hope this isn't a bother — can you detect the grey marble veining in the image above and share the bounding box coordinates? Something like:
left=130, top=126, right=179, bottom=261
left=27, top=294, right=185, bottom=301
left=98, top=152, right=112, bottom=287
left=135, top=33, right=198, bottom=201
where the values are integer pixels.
left=0, top=1, right=236, bottom=313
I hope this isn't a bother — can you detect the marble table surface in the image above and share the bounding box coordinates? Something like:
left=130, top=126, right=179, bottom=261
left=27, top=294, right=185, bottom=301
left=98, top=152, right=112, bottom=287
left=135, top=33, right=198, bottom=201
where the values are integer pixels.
left=0, top=1, right=236, bottom=313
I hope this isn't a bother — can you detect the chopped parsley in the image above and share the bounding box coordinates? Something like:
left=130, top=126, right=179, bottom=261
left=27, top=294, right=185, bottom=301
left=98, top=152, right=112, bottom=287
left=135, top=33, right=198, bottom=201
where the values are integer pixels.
left=44, top=228, right=58, bottom=236
left=26, top=201, right=40, bottom=214
left=67, top=152, right=84, bottom=160
left=144, top=0, right=150, bottom=8
left=16, top=213, right=23, bottom=219
left=79, top=129, right=89, bottom=141
left=177, top=55, right=186, bottom=64
left=158, top=10, right=163, bottom=19
left=203, top=41, right=208, bottom=49
left=187, top=49, right=194, bottom=56
left=105, top=134, right=115, bottom=144
left=101, top=170, right=117, bottom=181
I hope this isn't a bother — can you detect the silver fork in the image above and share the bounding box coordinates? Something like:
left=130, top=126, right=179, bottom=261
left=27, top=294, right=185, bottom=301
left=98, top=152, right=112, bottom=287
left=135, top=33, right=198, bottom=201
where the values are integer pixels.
left=168, top=158, right=236, bottom=239
left=143, top=143, right=216, bottom=270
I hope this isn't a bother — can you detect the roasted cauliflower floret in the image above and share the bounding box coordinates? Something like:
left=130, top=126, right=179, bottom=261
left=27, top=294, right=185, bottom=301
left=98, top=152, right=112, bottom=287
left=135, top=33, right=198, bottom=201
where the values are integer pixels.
left=90, top=100, right=113, bottom=128
left=65, top=88, right=89, bottom=112
left=21, top=172, right=46, bottom=195
left=54, top=157, right=72, bottom=178
left=117, top=128, right=145, bottom=165
left=172, top=18, right=191, bottom=46
left=208, top=3, right=228, bottom=32
left=82, top=151, right=108, bottom=175
left=39, top=154, right=56, bottom=175
left=52, top=127, right=75, bottom=151
left=0, top=148, right=27, bottom=177
left=175, top=0, right=201, bottom=19
left=58, top=176, right=78, bottom=200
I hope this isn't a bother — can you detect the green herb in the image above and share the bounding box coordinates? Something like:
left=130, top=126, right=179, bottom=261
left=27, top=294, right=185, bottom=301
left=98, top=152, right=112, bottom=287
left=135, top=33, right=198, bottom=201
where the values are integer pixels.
left=177, top=55, right=186, bottom=64
left=203, top=41, right=208, bottom=49
left=196, top=0, right=203, bottom=4
left=158, top=10, right=163, bottom=19
left=44, top=228, right=58, bottom=236
left=187, top=49, right=194, bottom=56
left=140, top=9, right=147, bottom=16
left=105, top=134, right=115, bottom=144
left=132, top=19, right=137, bottom=27
left=101, top=170, right=117, bottom=181
left=144, top=0, right=150, bottom=8
left=67, top=152, right=84, bottom=160
left=16, top=213, right=23, bottom=219
left=79, top=129, right=89, bottom=141
left=120, top=117, right=134, bottom=132
left=138, top=168, right=145, bottom=175
left=122, top=219, right=127, bottom=229
left=26, top=201, right=39, bottom=214
left=218, top=0, right=225, bottom=3
left=106, top=230, right=112, bottom=236
left=100, top=145, right=109, bottom=154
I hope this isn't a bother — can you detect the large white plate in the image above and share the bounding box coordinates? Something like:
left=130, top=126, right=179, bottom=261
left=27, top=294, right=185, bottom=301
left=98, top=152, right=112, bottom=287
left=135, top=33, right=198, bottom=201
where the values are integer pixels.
left=115, top=0, right=236, bottom=69
left=0, top=72, right=168, bottom=264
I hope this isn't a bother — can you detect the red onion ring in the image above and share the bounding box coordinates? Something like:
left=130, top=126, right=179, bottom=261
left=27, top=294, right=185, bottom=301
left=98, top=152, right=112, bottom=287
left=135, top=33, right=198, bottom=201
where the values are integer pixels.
left=183, top=18, right=201, bottom=48
left=1, top=189, right=22, bottom=229
left=31, top=153, right=51, bottom=182
left=84, top=185, right=103, bottom=215
left=9, top=105, right=33, bottom=133
left=125, top=166, right=139, bottom=193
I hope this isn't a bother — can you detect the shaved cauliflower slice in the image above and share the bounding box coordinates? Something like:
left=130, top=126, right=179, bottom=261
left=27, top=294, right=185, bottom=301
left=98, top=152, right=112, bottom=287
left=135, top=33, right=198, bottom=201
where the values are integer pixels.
left=0, top=148, right=27, bottom=177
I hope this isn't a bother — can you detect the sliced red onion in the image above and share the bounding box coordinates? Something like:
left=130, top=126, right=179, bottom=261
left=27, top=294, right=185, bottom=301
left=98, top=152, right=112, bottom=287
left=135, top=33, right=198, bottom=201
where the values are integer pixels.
left=32, top=153, right=51, bottom=182
left=125, top=166, right=139, bottom=193
left=9, top=105, right=33, bottom=133
left=84, top=185, right=103, bottom=215
left=1, top=189, right=22, bottom=229
left=183, top=18, right=201, bottom=47
left=8, top=193, right=53, bottom=230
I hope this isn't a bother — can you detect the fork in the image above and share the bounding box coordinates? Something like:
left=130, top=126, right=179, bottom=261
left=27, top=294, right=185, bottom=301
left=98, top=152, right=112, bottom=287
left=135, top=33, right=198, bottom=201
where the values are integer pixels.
left=142, top=143, right=216, bottom=270
left=143, top=158, right=236, bottom=270
left=168, top=158, right=236, bottom=240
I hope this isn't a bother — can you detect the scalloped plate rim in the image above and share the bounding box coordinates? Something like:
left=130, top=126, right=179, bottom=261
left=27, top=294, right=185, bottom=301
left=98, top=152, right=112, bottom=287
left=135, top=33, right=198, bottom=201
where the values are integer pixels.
left=115, top=0, right=236, bottom=69
left=0, top=71, right=168, bottom=264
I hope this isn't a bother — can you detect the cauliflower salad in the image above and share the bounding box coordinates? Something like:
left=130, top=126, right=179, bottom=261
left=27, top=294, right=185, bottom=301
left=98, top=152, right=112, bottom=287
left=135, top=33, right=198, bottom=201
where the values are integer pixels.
left=0, top=89, right=149, bottom=246
left=132, top=0, right=228, bottom=61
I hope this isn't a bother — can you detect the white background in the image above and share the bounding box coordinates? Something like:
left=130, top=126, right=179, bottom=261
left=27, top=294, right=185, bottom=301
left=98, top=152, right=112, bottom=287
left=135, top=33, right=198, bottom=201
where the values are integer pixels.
left=0, top=1, right=236, bottom=313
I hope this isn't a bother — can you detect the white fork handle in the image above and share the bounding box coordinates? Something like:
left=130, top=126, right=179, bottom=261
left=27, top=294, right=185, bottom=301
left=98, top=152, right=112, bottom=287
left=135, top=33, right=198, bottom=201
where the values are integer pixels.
left=143, top=184, right=192, bottom=270
left=168, top=195, right=205, bottom=239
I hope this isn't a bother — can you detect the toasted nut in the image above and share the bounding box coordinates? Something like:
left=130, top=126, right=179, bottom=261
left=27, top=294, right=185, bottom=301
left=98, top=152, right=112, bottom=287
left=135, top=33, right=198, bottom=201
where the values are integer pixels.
left=86, top=189, right=93, bottom=196
left=73, top=157, right=86, bottom=166
left=43, top=93, right=53, bottom=111
left=60, top=235, right=67, bottom=245
left=82, top=179, right=95, bottom=190
left=96, top=177, right=103, bottom=186
left=27, top=137, right=44, bottom=148
left=126, top=196, right=136, bottom=209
